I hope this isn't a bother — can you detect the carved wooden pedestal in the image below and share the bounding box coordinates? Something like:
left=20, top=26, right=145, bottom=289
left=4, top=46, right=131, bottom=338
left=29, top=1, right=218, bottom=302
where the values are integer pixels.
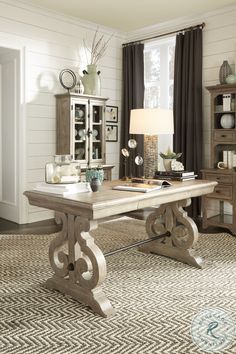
left=140, top=199, right=204, bottom=269
left=45, top=199, right=203, bottom=318
left=45, top=212, right=115, bottom=317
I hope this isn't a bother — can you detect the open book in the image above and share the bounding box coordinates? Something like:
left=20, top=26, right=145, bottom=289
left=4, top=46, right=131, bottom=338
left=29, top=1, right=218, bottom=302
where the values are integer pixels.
left=112, top=178, right=171, bottom=193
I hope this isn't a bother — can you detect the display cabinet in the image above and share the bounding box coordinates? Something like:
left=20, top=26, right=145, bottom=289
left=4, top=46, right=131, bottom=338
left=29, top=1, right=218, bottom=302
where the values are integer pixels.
left=202, top=84, right=236, bottom=235
left=56, top=93, right=108, bottom=164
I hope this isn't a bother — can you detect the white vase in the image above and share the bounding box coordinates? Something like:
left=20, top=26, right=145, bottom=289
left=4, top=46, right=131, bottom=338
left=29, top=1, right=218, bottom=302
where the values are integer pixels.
left=163, top=159, right=176, bottom=171
left=82, top=64, right=101, bottom=96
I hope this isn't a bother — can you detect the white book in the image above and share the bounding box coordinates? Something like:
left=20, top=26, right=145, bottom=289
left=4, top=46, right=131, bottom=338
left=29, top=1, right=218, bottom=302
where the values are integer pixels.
left=228, top=151, right=234, bottom=169
left=34, top=182, right=91, bottom=195
left=223, top=151, right=229, bottom=167
left=223, top=94, right=231, bottom=111
left=233, top=151, right=236, bottom=167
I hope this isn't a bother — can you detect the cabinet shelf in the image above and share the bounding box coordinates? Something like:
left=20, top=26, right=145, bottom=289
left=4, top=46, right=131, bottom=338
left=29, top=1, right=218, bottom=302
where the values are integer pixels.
left=56, top=93, right=108, bottom=168
left=206, top=214, right=233, bottom=226
left=202, top=84, right=236, bottom=235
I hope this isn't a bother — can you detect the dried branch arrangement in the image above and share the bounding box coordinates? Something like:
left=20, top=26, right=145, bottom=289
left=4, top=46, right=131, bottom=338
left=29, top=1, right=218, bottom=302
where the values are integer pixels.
left=83, top=29, right=113, bottom=65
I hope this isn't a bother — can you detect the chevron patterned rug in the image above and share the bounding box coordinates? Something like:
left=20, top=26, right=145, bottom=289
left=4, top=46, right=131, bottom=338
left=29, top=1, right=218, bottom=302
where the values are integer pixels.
left=1, top=217, right=236, bottom=354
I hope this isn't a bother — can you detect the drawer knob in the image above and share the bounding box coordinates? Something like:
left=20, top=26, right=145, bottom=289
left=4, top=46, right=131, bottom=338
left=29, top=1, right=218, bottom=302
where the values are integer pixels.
left=221, top=135, right=226, bottom=138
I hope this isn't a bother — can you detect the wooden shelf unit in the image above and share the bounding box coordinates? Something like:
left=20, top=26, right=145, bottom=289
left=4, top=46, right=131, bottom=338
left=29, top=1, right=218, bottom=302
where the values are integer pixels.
left=202, top=84, right=236, bottom=235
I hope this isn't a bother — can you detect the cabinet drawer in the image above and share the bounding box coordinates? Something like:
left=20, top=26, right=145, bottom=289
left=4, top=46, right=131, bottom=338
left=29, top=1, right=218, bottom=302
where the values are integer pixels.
left=208, top=185, right=232, bottom=200
left=204, top=173, right=233, bottom=184
left=213, top=130, right=236, bottom=142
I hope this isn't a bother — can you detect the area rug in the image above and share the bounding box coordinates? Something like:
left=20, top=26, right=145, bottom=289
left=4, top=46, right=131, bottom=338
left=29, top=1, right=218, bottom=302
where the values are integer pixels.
left=1, top=217, right=236, bottom=354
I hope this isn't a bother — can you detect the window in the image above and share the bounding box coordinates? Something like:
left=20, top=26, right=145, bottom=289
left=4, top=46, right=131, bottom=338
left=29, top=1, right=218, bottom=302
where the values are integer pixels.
left=144, top=37, right=175, bottom=170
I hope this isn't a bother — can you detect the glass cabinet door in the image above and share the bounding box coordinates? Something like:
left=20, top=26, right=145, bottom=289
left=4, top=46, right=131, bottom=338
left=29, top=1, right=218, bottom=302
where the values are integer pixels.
left=89, top=101, right=105, bottom=164
left=72, top=100, right=88, bottom=163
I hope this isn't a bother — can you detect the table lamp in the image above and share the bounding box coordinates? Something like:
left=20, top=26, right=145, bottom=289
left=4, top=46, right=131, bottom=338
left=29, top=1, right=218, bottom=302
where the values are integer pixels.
left=129, top=108, right=174, bottom=178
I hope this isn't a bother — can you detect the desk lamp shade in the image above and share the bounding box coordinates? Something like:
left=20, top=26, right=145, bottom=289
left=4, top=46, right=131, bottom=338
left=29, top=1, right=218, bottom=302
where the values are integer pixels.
left=129, top=108, right=174, bottom=177
left=130, top=108, right=174, bottom=135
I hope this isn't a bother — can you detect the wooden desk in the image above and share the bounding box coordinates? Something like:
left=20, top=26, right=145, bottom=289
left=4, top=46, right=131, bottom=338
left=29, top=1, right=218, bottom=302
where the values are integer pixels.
left=24, top=179, right=217, bottom=317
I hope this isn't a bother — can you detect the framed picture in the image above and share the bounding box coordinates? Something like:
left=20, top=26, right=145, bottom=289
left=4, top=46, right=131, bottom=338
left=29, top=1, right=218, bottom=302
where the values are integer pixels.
left=106, top=125, right=118, bottom=142
left=105, top=106, right=118, bottom=123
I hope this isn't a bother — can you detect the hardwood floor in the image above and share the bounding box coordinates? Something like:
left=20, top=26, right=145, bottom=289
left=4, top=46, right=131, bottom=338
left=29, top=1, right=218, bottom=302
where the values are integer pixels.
left=0, top=218, right=61, bottom=234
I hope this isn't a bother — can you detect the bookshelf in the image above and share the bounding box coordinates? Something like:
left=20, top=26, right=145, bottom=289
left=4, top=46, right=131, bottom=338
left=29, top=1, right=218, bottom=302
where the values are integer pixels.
left=202, top=84, right=236, bottom=235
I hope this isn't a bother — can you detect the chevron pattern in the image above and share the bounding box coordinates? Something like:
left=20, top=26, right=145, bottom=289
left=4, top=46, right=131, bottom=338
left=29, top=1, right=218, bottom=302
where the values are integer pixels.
left=1, top=217, right=236, bottom=354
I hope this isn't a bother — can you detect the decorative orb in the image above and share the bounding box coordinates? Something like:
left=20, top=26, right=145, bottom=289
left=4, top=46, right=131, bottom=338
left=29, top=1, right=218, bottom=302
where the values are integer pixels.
left=226, top=74, right=236, bottom=84
left=121, top=148, right=129, bottom=157
left=135, top=155, right=143, bottom=165
left=128, top=139, right=137, bottom=149
left=220, top=114, right=235, bottom=129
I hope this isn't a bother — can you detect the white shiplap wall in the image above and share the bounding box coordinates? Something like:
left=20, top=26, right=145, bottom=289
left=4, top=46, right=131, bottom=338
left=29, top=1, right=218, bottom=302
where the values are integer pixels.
left=0, top=0, right=124, bottom=223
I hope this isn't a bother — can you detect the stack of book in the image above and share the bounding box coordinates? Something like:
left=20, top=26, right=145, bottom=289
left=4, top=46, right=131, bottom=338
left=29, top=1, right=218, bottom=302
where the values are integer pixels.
left=34, top=182, right=91, bottom=196
left=154, top=171, right=197, bottom=181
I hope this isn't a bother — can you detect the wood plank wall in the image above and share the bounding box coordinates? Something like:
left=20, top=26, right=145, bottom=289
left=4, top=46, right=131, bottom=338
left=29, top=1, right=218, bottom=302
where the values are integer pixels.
left=0, top=0, right=124, bottom=222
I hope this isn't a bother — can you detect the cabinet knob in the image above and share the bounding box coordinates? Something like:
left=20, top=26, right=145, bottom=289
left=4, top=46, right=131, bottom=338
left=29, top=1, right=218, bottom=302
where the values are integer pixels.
left=221, top=134, right=226, bottom=137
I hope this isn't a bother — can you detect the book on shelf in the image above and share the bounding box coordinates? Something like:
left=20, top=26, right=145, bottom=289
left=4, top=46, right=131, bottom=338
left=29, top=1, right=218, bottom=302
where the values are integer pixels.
left=155, top=170, right=195, bottom=177
left=223, top=150, right=236, bottom=169
left=34, top=182, right=91, bottom=196
left=112, top=179, right=171, bottom=193
left=223, top=93, right=231, bottom=111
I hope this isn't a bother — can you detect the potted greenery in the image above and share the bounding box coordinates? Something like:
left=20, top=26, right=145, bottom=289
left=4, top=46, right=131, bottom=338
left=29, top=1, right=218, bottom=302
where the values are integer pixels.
left=159, top=148, right=182, bottom=171
left=85, top=165, right=104, bottom=183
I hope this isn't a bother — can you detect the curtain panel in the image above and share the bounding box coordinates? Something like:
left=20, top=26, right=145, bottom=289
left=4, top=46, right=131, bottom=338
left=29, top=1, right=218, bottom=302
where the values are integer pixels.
left=173, top=27, right=203, bottom=217
left=119, top=43, right=144, bottom=178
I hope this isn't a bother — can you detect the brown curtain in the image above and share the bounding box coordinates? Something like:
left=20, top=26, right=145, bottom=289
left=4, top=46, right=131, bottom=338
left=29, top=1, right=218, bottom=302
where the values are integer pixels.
left=119, top=43, right=144, bottom=178
left=173, top=27, right=203, bottom=217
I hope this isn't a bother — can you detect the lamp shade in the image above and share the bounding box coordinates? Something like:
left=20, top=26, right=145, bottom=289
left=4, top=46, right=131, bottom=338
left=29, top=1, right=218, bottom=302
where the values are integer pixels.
left=129, top=108, right=174, bottom=135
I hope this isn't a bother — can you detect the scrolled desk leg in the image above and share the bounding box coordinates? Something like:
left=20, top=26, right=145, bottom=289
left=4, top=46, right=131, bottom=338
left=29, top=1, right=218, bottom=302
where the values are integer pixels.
left=45, top=212, right=115, bottom=317
left=140, top=199, right=205, bottom=269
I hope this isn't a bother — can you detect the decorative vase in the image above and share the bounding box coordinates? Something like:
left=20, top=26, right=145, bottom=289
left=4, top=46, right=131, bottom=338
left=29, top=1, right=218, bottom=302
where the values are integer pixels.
left=226, top=74, right=236, bottom=84
left=45, top=155, right=81, bottom=184
left=81, top=64, right=101, bottom=96
left=220, top=114, right=235, bottom=129
left=219, top=60, right=232, bottom=84
left=163, top=159, right=176, bottom=171
left=90, top=177, right=101, bottom=192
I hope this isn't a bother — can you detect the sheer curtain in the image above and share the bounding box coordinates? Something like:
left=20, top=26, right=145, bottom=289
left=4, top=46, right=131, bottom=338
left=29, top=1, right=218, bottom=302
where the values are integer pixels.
left=119, top=43, right=144, bottom=178
left=173, top=27, right=203, bottom=217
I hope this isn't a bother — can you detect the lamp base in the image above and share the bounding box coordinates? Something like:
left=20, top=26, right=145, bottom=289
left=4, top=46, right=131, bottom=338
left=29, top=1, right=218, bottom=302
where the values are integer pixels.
left=144, top=135, right=158, bottom=178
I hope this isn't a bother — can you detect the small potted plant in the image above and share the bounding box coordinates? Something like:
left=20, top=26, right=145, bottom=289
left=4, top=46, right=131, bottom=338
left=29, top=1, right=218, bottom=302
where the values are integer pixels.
left=160, top=147, right=182, bottom=171
left=85, top=165, right=104, bottom=183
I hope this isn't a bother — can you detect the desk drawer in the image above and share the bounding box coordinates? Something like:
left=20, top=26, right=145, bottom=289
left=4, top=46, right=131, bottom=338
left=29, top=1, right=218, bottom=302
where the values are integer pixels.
left=213, top=130, right=236, bottom=142
left=204, top=173, right=233, bottom=184
left=209, top=185, right=232, bottom=200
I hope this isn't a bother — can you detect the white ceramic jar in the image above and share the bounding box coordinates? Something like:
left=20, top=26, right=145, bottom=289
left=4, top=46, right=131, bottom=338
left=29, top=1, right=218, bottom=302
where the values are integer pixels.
left=220, top=113, right=235, bottom=129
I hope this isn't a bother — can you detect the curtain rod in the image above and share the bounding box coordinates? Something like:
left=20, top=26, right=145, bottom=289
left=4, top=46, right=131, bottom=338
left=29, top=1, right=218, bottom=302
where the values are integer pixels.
left=122, top=22, right=205, bottom=47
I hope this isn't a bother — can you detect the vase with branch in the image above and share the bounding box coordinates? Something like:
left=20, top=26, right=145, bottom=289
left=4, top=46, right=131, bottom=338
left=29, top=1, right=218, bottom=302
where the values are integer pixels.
left=82, top=29, right=113, bottom=96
